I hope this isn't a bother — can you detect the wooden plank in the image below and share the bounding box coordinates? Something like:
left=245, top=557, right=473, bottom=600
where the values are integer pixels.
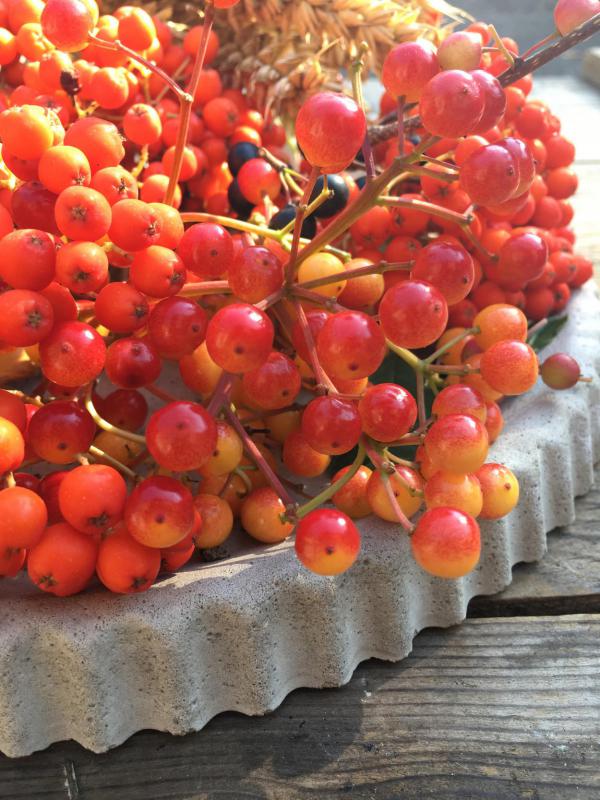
left=3, top=614, right=600, bottom=800
left=470, top=465, right=600, bottom=616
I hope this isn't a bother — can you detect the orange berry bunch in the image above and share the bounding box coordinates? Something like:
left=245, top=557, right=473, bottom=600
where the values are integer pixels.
left=0, top=0, right=592, bottom=595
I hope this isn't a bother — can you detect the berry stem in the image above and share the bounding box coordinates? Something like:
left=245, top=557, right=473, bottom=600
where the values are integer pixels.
left=416, top=370, right=427, bottom=428
left=84, top=386, right=146, bottom=445
left=378, top=195, right=472, bottom=227
left=425, top=364, right=476, bottom=375
left=146, top=383, right=179, bottom=404
left=291, top=298, right=338, bottom=393
left=423, top=326, right=479, bottom=366
left=165, top=1, right=216, bottom=206
left=180, top=280, right=232, bottom=297
left=131, top=144, right=149, bottom=179
left=384, top=451, right=417, bottom=469
left=350, top=43, right=376, bottom=180
left=284, top=165, right=321, bottom=286
left=87, top=33, right=185, bottom=101
left=527, top=317, right=549, bottom=339
left=278, top=175, right=331, bottom=237
left=487, top=24, right=516, bottom=68
left=5, top=471, right=16, bottom=488
left=291, top=287, right=349, bottom=313
left=397, top=95, right=405, bottom=157
left=380, top=471, right=415, bottom=533
left=88, top=445, right=137, bottom=481
left=293, top=259, right=413, bottom=291
left=206, top=371, right=235, bottom=416
left=225, top=405, right=294, bottom=507
left=385, top=340, right=423, bottom=373
left=294, top=150, right=425, bottom=267
left=179, top=211, right=283, bottom=241
left=520, top=31, right=561, bottom=59
left=152, top=55, right=192, bottom=105
left=365, top=442, right=415, bottom=532
left=294, top=439, right=367, bottom=520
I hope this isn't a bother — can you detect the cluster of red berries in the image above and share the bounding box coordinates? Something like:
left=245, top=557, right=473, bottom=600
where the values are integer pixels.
left=0, top=0, right=593, bottom=596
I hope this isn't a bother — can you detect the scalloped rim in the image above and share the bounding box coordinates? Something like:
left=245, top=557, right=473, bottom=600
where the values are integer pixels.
left=1, top=282, right=600, bottom=758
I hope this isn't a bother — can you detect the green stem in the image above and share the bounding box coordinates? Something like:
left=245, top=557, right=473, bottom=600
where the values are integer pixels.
left=88, top=445, right=137, bottom=481
left=386, top=340, right=423, bottom=373
left=416, top=371, right=427, bottom=428
left=350, top=43, right=376, bottom=180
left=384, top=452, right=417, bottom=469
left=295, top=150, right=425, bottom=267
left=85, top=386, right=146, bottom=445
left=179, top=212, right=267, bottom=235
left=279, top=174, right=330, bottom=237
left=423, top=326, right=479, bottom=366
left=295, top=440, right=367, bottom=520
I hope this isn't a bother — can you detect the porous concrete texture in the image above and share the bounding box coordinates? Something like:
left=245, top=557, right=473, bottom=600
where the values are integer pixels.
left=1, top=282, right=600, bottom=758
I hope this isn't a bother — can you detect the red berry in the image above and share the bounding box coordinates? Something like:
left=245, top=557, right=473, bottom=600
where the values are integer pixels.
left=411, top=507, right=480, bottom=579
left=541, top=352, right=581, bottom=390
left=147, top=296, right=208, bottom=360
left=0, top=229, right=56, bottom=291
left=554, top=0, right=600, bottom=35
left=206, top=303, right=274, bottom=373
left=39, top=321, right=106, bottom=387
left=0, top=289, right=54, bottom=346
left=496, top=232, right=548, bottom=289
left=176, top=222, right=234, bottom=279
left=125, top=475, right=195, bottom=549
left=295, top=92, right=366, bottom=172
left=58, top=464, right=127, bottom=535
left=104, top=337, right=161, bottom=388
left=419, top=70, right=485, bottom=138
left=316, top=310, right=386, bottom=381
left=381, top=40, right=440, bottom=102
left=301, top=396, right=362, bottom=455
left=96, top=528, right=161, bottom=593
left=28, top=522, right=98, bottom=596
left=146, top=401, right=217, bottom=472
left=358, top=383, right=417, bottom=442
left=41, top=0, right=93, bottom=52
left=242, top=352, right=301, bottom=410
left=411, top=241, right=474, bottom=304
left=295, top=508, right=361, bottom=576
left=379, top=280, right=448, bottom=349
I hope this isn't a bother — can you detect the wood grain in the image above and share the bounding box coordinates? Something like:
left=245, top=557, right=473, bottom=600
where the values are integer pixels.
left=3, top=615, right=600, bottom=800
left=470, top=465, right=600, bottom=616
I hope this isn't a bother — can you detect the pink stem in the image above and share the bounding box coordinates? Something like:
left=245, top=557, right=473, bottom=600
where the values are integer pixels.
left=292, top=298, right=337, bottom=394
left=225, top=406, right=294, bottom=507
left=206, top=371, right=234, bottom=416
left=397, top=95, right=405, bottom=158
left=364, top=442, right=414, bottom=533
left=285, top=165, right=320, bottom=286
left=165, top=2, right=215, bottom=205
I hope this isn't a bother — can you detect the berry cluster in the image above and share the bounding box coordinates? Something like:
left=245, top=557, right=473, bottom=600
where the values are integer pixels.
left=0, top=0, right=594, bottom=595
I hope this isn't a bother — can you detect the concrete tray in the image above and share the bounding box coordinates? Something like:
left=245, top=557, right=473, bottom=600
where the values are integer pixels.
left=1, top=281, right=599, bottom=758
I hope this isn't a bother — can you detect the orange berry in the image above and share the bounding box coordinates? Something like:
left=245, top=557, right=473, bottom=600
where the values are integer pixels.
left=240, top=487, right=294, bottom=543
